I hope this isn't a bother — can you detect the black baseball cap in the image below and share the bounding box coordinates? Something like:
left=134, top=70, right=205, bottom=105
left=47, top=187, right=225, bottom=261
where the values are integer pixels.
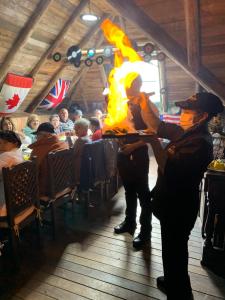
left=34, top=122, right=55, bottom=134
left=0, top=131, right=22, bottom=148
left=175, top=92, right=224, bottom=116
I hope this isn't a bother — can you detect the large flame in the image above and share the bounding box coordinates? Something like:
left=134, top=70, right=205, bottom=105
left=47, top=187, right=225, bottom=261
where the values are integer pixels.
left=101, top=19, right=143, bottom=132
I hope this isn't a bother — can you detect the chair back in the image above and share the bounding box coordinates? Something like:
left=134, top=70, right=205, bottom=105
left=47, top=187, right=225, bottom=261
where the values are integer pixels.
left=80, top=140, right=107, bottom=191
left=2, top=160, right=39, bottom=224
left=47, top=148, right=75, bottom=197
left=103, top=139, right=118, bottom=180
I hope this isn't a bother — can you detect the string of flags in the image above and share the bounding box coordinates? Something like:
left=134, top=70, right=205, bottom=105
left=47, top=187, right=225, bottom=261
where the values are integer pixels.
left=52, top=42, right=166, bottom=68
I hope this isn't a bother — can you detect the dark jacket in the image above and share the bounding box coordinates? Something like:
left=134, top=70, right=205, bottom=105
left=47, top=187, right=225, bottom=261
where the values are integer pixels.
left=152, top=122, right=213, bottom=219
left=117, top=103, right=149, bottom=181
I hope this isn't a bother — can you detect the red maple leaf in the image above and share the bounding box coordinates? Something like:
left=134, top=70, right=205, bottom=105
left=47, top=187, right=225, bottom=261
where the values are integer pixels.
left=6, top=94, right=20, bottom=109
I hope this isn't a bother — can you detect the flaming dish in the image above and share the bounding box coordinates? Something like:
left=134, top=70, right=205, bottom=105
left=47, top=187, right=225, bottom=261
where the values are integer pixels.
left=100, top=19, right=155, bottom=139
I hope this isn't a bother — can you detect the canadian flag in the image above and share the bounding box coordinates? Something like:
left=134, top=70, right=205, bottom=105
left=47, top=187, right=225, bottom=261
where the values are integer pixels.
left=0, top=73, right=33, bottom=114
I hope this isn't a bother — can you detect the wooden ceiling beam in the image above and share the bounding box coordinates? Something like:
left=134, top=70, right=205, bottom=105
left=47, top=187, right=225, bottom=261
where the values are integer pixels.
left=30, top=0, right=89, bottom=78
left=67, top=66, right=88, bottom=99
left=184, top=0, right=201, bottom=73
left=98, top=64, right=108, bottom=88
left=25, top=14, right=108, bottom=113
left=0, top=0, right=52, bottom=83
left=118, top=16, right=126, bottom=32
left=106, top=0, right=225, bottom=102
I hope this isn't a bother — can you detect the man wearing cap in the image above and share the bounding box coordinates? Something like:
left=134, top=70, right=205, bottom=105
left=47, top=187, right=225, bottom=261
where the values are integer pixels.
left=29, top=122, right=68, bottom=196
left=136, top=92, right=224, bottom=299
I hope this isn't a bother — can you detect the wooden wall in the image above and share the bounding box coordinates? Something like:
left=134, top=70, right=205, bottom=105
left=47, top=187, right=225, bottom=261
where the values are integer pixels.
left=165, top=58, right=196, bottom=105
left=0, top=0, right=225, bottom=115
left=11, top=115, right=49, bottom=132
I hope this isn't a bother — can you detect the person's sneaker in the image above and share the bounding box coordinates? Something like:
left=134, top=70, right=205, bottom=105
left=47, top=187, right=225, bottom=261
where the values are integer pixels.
left=133, top=233, right=151, bottom=249
left=114, top=221, right=136, bottom=235
left=157, top=276, right=194, bottom=299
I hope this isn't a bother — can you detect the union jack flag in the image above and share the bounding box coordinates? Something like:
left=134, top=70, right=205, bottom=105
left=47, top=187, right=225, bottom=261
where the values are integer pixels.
left=160, top=113, right=180, bottom=125
left=39, top=79, right=70, bottom=110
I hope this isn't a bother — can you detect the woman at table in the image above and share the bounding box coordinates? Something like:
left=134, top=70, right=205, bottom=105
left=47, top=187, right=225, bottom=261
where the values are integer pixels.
left=49, top=114, right=64, bottom=134
left=23, top=114, right=40, bottom=143
left=0, top=117, right=31, bottom=145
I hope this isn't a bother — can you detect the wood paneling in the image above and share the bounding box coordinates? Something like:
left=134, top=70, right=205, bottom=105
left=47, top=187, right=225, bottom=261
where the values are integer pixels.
left=0, top=0, right=225, bottom=114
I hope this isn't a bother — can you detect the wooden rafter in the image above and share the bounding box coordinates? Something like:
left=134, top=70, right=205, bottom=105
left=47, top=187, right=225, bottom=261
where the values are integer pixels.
left=0, top=0, right=52, bottom=83
left=25, top=14, right=108, bottom=113
left=67, top=66, right=88, bottom=99
left=98, top=64, right=108, bottom=88
left=159, top=61, right=168, bottom=112
left=30, top=0, right=89, bottom=78
left=184, top=0, right=201, bottom=73
left=119, top=16, right=126, bottom=32
left=106, top=0, right=225, bottom=102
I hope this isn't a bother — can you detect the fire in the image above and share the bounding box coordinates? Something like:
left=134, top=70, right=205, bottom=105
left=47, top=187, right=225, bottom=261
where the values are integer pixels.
left=101, top=19, right=144, bottom=132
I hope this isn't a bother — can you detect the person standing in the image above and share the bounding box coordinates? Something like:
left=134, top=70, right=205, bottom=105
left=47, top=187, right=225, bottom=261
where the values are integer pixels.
left=114, top=76, right=155, bottom=249
left=137, top=92, right=223, bottom=299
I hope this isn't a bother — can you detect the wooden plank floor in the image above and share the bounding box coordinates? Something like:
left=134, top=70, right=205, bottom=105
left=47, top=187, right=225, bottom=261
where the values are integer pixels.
left=1, top=156, right=225, bottom=300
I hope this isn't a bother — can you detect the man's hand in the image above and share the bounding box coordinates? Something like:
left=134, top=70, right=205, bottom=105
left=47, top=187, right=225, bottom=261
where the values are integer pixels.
left=121, top=140, right=146, bottom=155
left=121, top=144, right=136, bottom=155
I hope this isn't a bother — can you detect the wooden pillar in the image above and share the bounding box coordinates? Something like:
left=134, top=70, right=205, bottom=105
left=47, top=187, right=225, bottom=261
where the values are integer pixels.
left=184, top=0, right=201, bottom=72
left=159, top=60, right=168, bottom=112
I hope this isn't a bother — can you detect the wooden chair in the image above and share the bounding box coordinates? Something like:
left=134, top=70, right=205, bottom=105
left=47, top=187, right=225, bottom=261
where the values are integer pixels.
left=80, top=141, right=107, bottom=217
left=0, top=160, right=40, bottom=265
left=39, top=148, right=75, bottom=238
left=103, top=139, right=119, bottom=202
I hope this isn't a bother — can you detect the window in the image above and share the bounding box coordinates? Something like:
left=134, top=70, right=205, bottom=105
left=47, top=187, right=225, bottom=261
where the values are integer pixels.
left=140, top=60, right=160, bottom=104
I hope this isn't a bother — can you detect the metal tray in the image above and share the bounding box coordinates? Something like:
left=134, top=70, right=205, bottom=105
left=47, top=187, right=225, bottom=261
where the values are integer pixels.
left=102, top=133, right=139, bottom=139
left=102, top=132, right=154, bottom=141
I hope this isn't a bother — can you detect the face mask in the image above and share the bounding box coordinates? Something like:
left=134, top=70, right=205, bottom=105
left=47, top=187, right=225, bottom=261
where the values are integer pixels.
left=180, top=110, right=197, bottom=130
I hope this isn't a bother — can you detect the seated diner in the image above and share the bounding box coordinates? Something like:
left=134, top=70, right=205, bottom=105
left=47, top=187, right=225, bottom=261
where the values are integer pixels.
left=29, top=122, right=68, bottom=196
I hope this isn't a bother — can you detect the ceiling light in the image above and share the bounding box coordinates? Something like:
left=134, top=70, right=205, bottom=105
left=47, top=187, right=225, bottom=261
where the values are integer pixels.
left=80, top=1, right=99, bottom=22
left=81, top=13, right=98, bottom=22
